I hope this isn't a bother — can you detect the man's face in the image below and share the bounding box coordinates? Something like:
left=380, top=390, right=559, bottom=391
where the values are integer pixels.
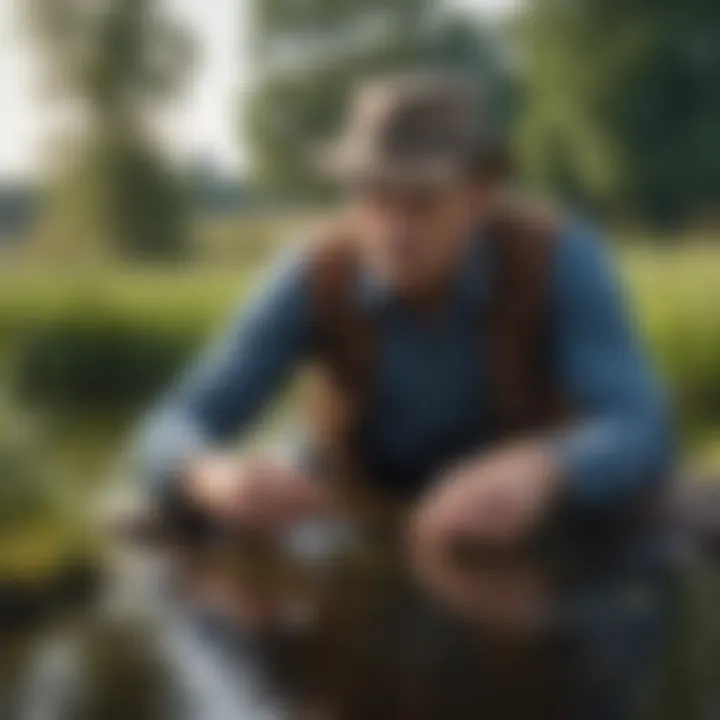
left=349, top=180, right=478, bottom=294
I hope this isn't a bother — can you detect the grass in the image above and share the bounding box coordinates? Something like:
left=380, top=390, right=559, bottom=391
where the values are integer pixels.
left=0, top=266, right=255, bottom=335
left=623, top=245, right=720, bottom=325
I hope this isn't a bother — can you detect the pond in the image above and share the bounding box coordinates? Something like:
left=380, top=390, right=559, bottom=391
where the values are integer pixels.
left=3, top=523, right=720, bottom=720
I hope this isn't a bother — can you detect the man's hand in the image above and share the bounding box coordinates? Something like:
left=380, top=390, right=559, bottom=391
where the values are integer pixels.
left=409, top=442, right=562, bottom=558
left=183, top=455, right=329, bottom=534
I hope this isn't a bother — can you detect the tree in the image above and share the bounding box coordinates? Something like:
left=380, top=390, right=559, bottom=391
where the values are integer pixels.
left=27, top=0, right=195, bottom=261
left=516, top=0, right=720, bottom=229
left=246, top=0, right=514, bottom=197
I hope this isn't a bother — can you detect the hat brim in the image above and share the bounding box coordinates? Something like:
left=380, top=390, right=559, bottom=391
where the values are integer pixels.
left=315, top=139, right=465, bottom=187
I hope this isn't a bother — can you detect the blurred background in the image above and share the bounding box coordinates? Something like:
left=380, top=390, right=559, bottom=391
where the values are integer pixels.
left=0, top=0, right=719, bottom=710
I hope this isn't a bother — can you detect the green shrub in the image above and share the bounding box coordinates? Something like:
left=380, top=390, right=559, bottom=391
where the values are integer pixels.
left=0, top=267, right=253, bottom=413
left=15, top=317, right=201, bottom=412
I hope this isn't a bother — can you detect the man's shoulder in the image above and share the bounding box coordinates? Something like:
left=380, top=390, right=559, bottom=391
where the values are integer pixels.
left=491, top=200, right=616, bottom=310
left=553, top=214, right=610, bottom=271
left=492, top=194, right=564, bottom=238
left=291, top=215, right=364, bottom=317
left=268, top=215, right=357, bottom=286
left=496, top=196, right=604, bottom=243
left=301, top=214, right=362, bottom=261
left=548, top=214, right=622, bottom=309
left=498, top=196, right=608, bottom=271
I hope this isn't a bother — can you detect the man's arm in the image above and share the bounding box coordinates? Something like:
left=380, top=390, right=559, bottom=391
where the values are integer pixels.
left=551, top=221, right=674, bottom=507
left=410, top=221, right=674, bottom=554
left=134, top=253, right=312, bottom=500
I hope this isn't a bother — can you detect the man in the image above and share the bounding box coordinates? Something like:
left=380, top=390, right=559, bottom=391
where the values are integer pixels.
left=137, top=74, right=671, bottom=577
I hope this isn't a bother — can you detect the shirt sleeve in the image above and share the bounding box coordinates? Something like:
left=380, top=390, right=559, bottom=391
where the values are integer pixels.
left=133, top=251, right=313, bottom=496
left=549, top=221, right=675, bottom=508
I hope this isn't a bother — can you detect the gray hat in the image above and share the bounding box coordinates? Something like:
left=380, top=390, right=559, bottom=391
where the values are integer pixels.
left=318, top=74, right=495, bottom=185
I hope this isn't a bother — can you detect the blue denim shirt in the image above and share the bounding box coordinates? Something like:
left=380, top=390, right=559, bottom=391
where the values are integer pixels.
left=136, top=218, right=673, bottom=506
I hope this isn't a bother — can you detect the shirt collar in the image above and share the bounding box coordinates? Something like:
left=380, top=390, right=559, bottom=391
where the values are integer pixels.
left=353, top=228, right=489, bottom=315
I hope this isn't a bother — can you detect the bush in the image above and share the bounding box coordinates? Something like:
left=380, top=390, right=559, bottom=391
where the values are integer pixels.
left=0, top=267, right=250, bottom=414
left=15, top=317, right=201, bottom=412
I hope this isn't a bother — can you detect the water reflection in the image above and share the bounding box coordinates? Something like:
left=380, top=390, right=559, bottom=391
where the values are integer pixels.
left=1, top=521, right=719, bottom=720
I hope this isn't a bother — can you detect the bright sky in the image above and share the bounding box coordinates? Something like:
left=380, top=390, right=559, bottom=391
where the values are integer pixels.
left=0, top=0, right=515, bottom=181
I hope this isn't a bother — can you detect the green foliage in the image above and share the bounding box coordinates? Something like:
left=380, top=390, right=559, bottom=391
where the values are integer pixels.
left=640, top=560, right=720, bottom=719
left=0, top=267, right=253, bottom=413
left=0, top=397, right=96, bottom=580
left=246, top=0, right=513, bottom=196
left=26, top=0, right=195, bottom=260
left=516, top=1, right=720, bottom=227
left=15, top=318, right=198, bottom=412
left=28, top=0, right=193, bottom=109
left=622, top=246, right=720, bottom=442
left=0, top=404, right=52, bottom=531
